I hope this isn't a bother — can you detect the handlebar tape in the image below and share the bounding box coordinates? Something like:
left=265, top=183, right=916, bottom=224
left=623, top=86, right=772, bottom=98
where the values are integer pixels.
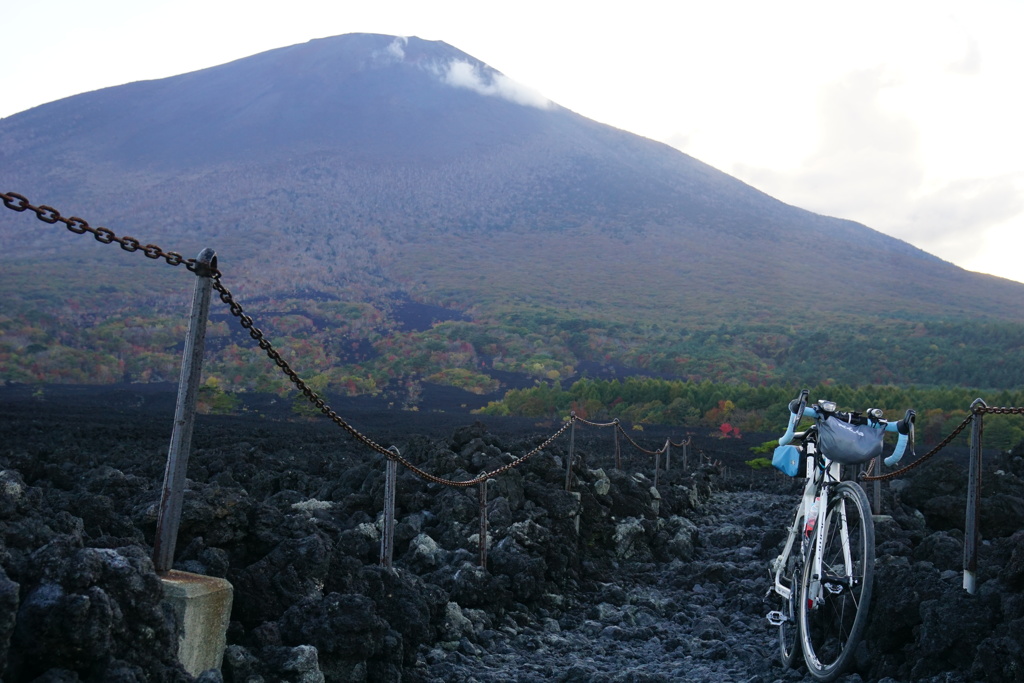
left=885, top=432, right=909, bottom=467
left=884, top=409, right=916, bottom=466
left=779, top=405, right=819, bottom=446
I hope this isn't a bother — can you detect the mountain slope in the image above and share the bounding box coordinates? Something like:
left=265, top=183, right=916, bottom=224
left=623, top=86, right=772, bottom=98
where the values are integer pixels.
left=2, top=33, right=1023, bottom=393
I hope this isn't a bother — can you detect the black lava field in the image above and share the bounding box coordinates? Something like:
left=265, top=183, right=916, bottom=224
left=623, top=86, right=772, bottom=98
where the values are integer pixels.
left=2, top=385, right=1023, bottom=682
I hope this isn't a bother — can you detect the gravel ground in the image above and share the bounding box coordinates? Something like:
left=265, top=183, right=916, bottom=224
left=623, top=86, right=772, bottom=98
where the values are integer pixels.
left=409, top=487, right=795, bottom=683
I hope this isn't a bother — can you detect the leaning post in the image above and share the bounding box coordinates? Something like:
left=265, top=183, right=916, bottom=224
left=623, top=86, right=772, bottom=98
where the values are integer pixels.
left=565, top=413, right=576, bottom=491
left=380, top=446, right=400, bottom=568
left=153, top=248, right=217, bottom=573
left=964, top=399, right=986, bottom=594
left=478, top=479, right=489, bottom=569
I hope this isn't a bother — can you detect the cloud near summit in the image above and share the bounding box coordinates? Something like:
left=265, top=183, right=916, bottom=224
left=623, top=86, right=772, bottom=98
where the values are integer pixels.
left=436, top=59, right=551, bottom=110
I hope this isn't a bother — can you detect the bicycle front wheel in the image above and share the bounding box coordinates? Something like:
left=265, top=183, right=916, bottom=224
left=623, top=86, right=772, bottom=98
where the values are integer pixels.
left=799, top=481, right=875, bottom=681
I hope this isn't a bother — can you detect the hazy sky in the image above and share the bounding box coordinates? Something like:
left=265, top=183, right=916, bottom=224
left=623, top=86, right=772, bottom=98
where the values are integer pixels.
left=3, top=0, right=1022, bottom=284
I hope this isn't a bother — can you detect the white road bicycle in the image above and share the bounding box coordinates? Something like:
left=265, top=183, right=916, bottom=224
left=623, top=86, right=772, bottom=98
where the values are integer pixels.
left=766, top=389, right=915, bottom=681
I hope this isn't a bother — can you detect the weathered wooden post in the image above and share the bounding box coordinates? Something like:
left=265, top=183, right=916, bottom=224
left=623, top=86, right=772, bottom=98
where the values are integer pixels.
left=153, top=249, right=233, bottom=677
left=654, top=444, right=662, bottom=489
left=478, top=479, right=489, bottom=569
left=665, top=439, right=671, bottom=471
left=380, top=446, right=400, bottom=568
left=565, top=412, right=576, bottom=491
left=153, top=248, right=216, bottom=573
left=964, top=399, right=986, bottom=594
left=682, top=436, right=690, bottom=472
left=614, top=419, right=621, bottom=469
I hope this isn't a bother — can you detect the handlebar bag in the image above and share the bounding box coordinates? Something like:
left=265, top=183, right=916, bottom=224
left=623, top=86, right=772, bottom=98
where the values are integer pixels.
left=817, top=416, right=884, bottom=464
left=772, top=444, right=802, bottom=476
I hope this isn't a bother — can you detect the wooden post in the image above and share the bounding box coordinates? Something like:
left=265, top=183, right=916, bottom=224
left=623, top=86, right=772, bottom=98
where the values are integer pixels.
left=153, top=248, right=216, bottom=574
left=614, top=419, right=621, bottom=469
left=654, top=443, right=663, bottom=489
left=665, top=439, right=671, bottom=471
left=964, top=400, right=986, bottom=594
left=565, top=413, right=576, bottom=491
left=479, top=479, right=489, bottom=569
left=380, top=446, right=399, bottom=568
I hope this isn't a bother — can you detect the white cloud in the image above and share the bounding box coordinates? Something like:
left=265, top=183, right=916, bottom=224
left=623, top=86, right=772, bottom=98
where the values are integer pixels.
left=386, top=36, right=407, bottom=61
left=372, top=36, right=407, bottom=65
left=437, top=59, right=551, bottom=110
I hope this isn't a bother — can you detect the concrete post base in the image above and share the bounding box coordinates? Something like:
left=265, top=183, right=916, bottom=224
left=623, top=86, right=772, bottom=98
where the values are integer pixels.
left=160, top=570, right=233, bottom=676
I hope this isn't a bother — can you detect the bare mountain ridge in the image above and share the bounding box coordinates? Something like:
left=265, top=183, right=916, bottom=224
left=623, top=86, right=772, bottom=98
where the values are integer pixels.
left=2, top=32, right=1023, bottom=391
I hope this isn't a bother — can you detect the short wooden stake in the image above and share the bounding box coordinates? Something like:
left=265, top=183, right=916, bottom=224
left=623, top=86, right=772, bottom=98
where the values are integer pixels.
left=478, top=479, right=489, bottom=569
left=614, top=420, right=621, bottom=469
left=380, top=446, right=399, bottom=568
left=964, top=401, right=986, bottom=594
left=565, top=414, right=576, bottom=491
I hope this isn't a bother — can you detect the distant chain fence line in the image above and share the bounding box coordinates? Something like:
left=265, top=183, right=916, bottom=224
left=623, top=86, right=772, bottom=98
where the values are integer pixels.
left=5, top=190, right=1020, bottom=585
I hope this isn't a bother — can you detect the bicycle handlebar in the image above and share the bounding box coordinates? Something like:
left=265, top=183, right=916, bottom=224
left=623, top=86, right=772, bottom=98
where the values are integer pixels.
left=778, top=390, right=916, bottom=467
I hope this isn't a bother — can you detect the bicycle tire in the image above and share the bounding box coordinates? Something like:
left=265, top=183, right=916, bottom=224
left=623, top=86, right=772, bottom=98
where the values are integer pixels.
left=778, top=539, right=802, bottom=668
left=798, top=481, right=875, bottom=681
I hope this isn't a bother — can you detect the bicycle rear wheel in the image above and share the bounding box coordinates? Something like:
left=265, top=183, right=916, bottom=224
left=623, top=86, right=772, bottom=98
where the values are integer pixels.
left=799, top=481, right=874, bottom=681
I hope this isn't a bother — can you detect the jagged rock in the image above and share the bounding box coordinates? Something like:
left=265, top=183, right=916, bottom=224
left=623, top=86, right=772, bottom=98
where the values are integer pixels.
left=0, top=565, right=17, bottom=668
left=3, top=391, right=1023, bottom=682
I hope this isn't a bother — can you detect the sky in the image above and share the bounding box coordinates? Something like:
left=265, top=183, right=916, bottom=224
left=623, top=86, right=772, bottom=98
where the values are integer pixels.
left=3, top=0, right=1022, bottom=284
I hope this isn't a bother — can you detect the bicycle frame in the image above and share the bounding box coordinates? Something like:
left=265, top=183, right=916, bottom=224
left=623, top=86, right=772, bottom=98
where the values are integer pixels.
left=769, top=449, right=846, bottom=612
left=770, top=466, right=839, bottom=602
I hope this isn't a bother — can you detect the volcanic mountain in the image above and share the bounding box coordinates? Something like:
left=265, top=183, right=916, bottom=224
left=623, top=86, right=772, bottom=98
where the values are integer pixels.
left=2, top=33, right=1023, bottom=393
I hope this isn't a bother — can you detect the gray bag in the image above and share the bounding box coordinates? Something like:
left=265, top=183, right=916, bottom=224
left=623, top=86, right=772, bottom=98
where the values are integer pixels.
left=817, top=416, right=884, bottom=465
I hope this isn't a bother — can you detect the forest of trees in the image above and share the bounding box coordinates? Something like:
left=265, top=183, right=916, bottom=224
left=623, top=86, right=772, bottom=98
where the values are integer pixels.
left=475, top=377, right=1024, bottom=452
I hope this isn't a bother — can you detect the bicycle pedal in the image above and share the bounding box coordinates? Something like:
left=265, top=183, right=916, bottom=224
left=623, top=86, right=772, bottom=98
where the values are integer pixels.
left=766, top=610, right=787, bottom=626
left=824, top=581, right=845, bottom=595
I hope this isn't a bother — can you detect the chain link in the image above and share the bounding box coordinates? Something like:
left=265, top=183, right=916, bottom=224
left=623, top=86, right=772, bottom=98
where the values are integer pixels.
left=862, top=406, right=1024, bottom=481
left=2, top=191, right=578, bottom=488
left=574, top=416, right=620, bottom=428
left=976, top=406, right=1024, bottom=416
left=862, top=413, right=973, bottom=481
left=2, top=192, right=198, bottom=272
left=614, top=422, right=666, bottom=456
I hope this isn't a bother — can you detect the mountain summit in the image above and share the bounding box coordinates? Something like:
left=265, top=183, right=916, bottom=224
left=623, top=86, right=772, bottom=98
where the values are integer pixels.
left=2, top=33, right=1023, bottom=391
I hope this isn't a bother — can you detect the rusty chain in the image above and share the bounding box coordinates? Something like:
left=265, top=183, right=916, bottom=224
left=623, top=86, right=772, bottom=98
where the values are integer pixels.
left=2, top=192, right=203, bottom=271
left=574, top=414, right=671, bottom=457
left=614, top=422, right=666, bottom=456
left=1, top=190, right=579, bottom=487
left=976, top=406, right=1024, bottom=416
left=862, top=405, right=1024, bottom=481
left=574, top=415, right=620, bottom=428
